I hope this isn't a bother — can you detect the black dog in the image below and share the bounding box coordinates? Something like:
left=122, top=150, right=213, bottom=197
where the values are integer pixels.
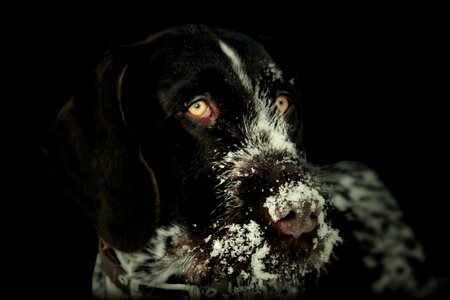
left=41, top=24, right=442, bottom=299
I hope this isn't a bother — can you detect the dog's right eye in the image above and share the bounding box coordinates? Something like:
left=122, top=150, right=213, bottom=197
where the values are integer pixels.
left=185, top=95, right=217, bottom=125
left=187, top=99, right=211, bottom=118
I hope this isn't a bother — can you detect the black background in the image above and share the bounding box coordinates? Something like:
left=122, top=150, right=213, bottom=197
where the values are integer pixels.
left=11, top=4, right=447, bottom=298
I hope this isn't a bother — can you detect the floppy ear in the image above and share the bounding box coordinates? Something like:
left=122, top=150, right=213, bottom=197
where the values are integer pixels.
left=41, top=40, right=164, bottom=252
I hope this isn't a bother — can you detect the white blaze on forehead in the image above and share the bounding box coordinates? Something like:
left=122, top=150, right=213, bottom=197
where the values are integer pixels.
left=217, top=39, right=296, bottom=158
left=218, top=39, right=253, bottom=91
left=214, top=39, right=301, bottom=220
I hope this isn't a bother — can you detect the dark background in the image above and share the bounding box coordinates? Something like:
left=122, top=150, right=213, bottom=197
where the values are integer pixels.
left=11, top=4, right=447, bottom=298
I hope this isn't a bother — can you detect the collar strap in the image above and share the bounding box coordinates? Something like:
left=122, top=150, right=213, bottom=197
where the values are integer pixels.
left=98, top=240, right=130, bottom=294
left=98, top=240, right=200, bottom=298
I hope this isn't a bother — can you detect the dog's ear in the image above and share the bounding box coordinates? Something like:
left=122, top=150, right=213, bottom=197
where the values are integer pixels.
left=40, top=32, right=173, bottom=252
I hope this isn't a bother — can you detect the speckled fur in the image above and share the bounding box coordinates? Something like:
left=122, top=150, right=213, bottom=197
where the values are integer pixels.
left=42, top=24, right=443, bottom=300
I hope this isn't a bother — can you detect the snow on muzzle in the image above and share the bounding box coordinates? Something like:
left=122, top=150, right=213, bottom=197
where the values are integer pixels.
left=215, top=149, right=324, bottom=237
left=236, top=159, right=324, bottom=240
left=263, top=178, right=324, bottom=239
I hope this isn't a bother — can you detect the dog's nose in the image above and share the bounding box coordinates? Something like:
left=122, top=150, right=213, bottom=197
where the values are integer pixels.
left=273, top=207, right=319, bottom=238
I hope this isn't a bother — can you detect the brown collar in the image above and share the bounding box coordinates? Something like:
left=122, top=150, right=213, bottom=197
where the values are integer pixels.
left=98, top=240, right=130, bottom=294
left=98, top=240, right=198, bottom=298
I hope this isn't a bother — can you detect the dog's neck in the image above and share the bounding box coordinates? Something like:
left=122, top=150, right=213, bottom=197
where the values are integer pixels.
left=97, top=239, right=229, bottom=299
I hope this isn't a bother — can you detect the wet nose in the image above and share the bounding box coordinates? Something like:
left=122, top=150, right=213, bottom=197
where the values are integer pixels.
left=273, top=207, right=319, bottom=238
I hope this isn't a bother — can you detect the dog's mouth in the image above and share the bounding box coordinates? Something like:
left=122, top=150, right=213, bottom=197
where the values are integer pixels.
left=176, top=203, right=340, bottom=298
left=115, top=176, right=341, bottom=299
left=118, top=160, right=341, bottom=298
left=199, top=204, right=338, bottom=273
left=170, top=156, right=343, bottom=297
left=175, top=177, right=340, bottom=296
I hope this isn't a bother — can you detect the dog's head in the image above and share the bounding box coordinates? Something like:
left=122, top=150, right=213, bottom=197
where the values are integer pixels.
left=42, top=24, right=341, bottom=297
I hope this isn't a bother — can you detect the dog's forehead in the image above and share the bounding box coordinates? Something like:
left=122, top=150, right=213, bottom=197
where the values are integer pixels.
left=158, top=27, right=280, bottom=86
left=170, top=25, right=275, bottom=71
left=147, top=26, right=287, bottom=114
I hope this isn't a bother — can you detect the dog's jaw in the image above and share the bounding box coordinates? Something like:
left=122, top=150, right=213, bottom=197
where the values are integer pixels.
left=112, top=203, right=340, bottom=299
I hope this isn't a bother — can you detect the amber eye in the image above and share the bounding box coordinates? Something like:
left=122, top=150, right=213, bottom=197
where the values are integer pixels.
left=275, top=95, right=291, bottom=114
left=187, top=99, right=211, bottom=118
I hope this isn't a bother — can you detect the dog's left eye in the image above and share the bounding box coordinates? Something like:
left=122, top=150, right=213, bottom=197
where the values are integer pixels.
left=275, top=95, right=291, bottom=114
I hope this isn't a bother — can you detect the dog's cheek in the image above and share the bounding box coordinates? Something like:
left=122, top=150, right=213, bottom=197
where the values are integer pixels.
left=178, top=153, right=224, bottom=225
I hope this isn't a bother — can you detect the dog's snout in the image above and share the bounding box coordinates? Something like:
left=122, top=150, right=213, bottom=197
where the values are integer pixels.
left=231, top=158, right=324, bottom=240
left=273, top=207, right=319, bottom=238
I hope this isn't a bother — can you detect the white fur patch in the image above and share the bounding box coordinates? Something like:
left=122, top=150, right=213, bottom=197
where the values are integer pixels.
left=218, top=39, right=253, bottom=91
left=213, top=84, right=300, bottom=213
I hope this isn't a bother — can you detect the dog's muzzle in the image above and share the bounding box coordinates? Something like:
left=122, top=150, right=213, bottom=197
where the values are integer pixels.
left=216, top=149, right=326, bottom=246
left=251, top=162, right=323, bottom=237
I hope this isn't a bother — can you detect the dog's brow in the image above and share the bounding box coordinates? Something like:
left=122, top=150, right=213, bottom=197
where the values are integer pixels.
left=218, top=39, right=252, bottom=92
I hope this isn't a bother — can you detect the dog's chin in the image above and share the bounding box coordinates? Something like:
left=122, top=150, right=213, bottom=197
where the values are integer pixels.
left=269, top=227, right=318, bottom=252
left=178, top=218, right=341, bottom=298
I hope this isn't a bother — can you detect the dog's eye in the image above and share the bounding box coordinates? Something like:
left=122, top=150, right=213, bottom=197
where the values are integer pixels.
left=184, top=94, right=218, bottom=125
left=187, top=99, right=212, bottom=119
left=187, top=99, right=211, bottom=118
left=275, top=95, right=291, bottom=114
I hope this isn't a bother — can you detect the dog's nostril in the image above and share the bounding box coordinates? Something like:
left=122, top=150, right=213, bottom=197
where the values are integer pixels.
left=280, top=210, right=296, bottom=221
left=273, top=209, right=319, bottom=239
